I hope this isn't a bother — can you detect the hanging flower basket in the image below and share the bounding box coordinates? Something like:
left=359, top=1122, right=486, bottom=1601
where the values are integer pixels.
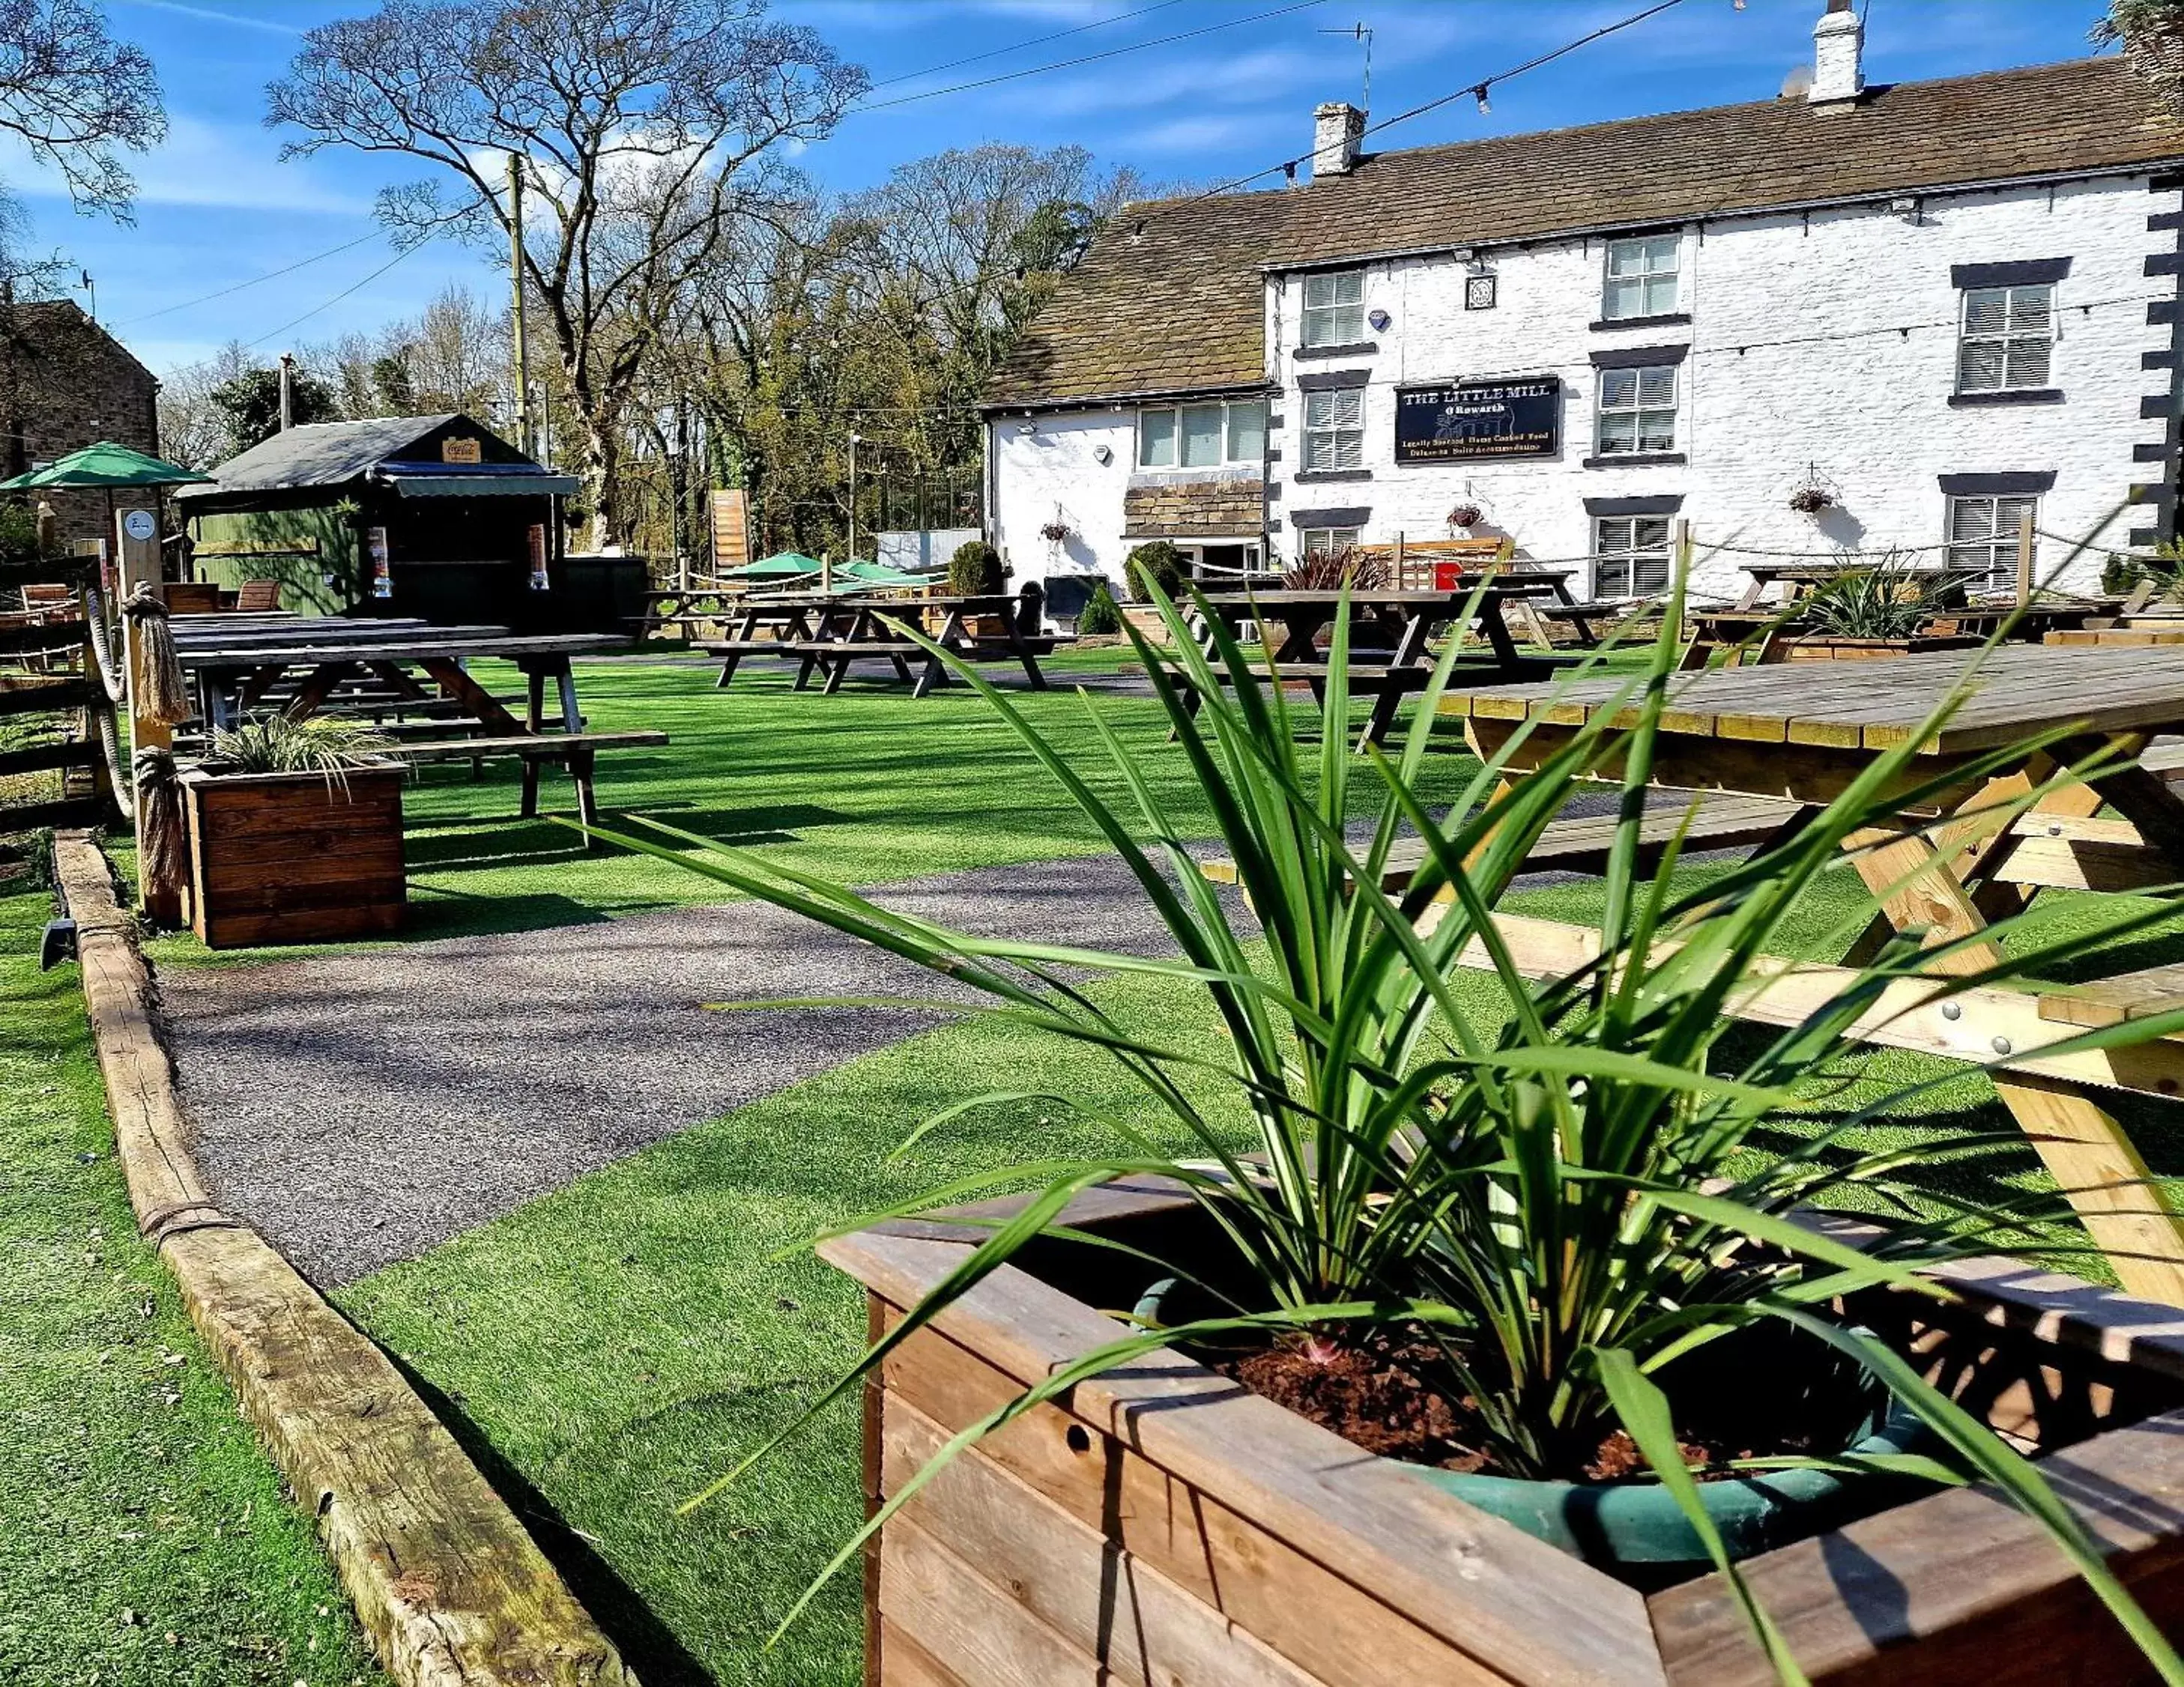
left=1038, top=520, right=1074, bottom=544
left=1447, top=503, right=1483, bottom=532
left=1788, top=486, right=1834, bottom=515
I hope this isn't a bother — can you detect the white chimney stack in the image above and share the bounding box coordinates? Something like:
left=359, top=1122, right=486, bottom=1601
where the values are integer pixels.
left=1313, top=101, right=1365, bottom=178
left=1809, top=0, right=1864, bottom=106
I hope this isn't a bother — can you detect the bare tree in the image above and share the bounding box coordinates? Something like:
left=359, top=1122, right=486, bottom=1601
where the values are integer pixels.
left=0, top=0, right=163, bottom=219
left=265, top=0, right=864, bottom=548
left=154, top=342, right=256, bottom=470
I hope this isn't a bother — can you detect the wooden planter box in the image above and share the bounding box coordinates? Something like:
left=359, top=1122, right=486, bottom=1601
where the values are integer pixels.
left=181, top=763, right=405, bottom=948
left=1764, top=634, right=1983, bottom=663
left=826, top=1181, right=2184, bottom=1686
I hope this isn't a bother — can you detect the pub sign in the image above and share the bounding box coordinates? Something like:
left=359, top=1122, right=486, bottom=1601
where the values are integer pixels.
left=1394, top=375, right=1561, bottom=462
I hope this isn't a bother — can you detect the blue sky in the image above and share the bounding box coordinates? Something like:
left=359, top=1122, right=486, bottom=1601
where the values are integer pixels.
left=6, top=0, right=2117, bottom=380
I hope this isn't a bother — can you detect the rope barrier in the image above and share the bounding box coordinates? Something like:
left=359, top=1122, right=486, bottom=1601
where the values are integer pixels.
left=79, top=578, right=127, bottom=703
left=95, top=705, right=133, bottom=823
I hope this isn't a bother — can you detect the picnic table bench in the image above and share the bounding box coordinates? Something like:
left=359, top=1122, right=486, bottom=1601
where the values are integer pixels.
left=787, top=593, right=1065, bottom=696
left=1428, top=642, right=2184, bottom=1302
left=169, top=614, right=655, bottom=835
left=1180, top=583, right=1575, bottom=748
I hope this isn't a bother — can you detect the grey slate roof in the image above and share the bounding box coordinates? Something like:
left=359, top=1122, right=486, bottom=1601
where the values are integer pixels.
left=174, top=414, right=465, bottom=498
left=988, top=56, right=2184, bottom=409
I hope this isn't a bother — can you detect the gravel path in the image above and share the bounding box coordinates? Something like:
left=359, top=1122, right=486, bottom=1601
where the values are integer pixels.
left=161, top=852, right=1212, bottom=1288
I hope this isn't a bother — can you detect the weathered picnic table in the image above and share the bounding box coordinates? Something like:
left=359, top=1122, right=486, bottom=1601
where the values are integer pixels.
left=1433, top=642, right=2184, bottom=1301
left=1188, top=581, right=1576, bottom=747
left=169, top=614, right=660, bottom=832
left=787, top=592, right=1062, bottom=696
left=694, top=592, right=847, bottom=688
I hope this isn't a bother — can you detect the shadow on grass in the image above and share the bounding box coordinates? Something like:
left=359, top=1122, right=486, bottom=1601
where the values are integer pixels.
left=385, top=1357, right=719, bottom=1687
left=399, top=891, right=618, bottom=943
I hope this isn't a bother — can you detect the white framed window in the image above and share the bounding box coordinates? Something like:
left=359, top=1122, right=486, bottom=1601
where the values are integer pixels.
left=1137, top=399, right=1265, bottom=468
left=1594, top=515, right=1672, bottom=599
left=1300, top=525, right=1361, bottom=557
left=1595, top=365, right=1678, bottom=455
left=1302, top=387, right=1365, bottom=472
left=1956, top=284, right=2054, bottom=393
left=1301, top=268, right=1366, bottom=348
left=1946, top=493, right=2037, bottom=588
left=1602, top=235, right=1680, bottom=321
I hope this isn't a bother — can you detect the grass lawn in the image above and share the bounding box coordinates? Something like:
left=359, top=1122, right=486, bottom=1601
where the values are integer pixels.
left=0, top=873, right=385, bottom=1686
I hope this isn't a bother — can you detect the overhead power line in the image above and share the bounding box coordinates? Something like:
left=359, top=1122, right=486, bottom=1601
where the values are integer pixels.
left=243, top=239, right=432, bottom=351
left=865, top=0, right=1189, bottom=90
left=112, top=226, right=386, bottom=328
left=1188, top=0, right=1692, bottom=203
left=853, top=0, right=1331, bottom=114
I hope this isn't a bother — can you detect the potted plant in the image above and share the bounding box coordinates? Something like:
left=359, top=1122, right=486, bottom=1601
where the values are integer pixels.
left=181, top=715, right=403, bottom=948
left=1447, top=503, right=1483, bottom=533
left=946, top=539, right=1008, bottom=636
left=1122, top=540, right=1187, bottom=640
left=605, top=586, right=2184, bottom=1685
left=1786, top=485, right=1833, bottom=515
left=1766, top=557, right=1979, bottom=661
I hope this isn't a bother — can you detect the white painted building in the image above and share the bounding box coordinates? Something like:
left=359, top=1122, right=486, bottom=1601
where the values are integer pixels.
left=985, top=4, right=2184, bottom=614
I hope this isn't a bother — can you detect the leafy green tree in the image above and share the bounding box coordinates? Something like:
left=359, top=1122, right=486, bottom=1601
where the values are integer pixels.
left=208, top=365, right=339, bottom=458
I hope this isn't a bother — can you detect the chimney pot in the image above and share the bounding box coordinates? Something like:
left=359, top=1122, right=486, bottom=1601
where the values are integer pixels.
left=1809, top=0, right=1864, bottom=105
left=1313, top=101, right=1366, bottom=178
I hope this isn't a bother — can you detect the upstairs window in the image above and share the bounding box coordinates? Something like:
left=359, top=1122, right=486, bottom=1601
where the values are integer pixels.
left=1301, top=269, right=1366, bottom=348
left=1596, top=365, right=1678, bottom=455
left=1602, top=236, right=1679, bottom=321
left=1594, top=514, right=1672, bottom=599
left=1302, top=387, right=1365, bottom=472
left=1956, top=283, right=2053, bottom=393
left=1946, top=492, right=2037, bottom=588
left=1137, top=399, right=1265, bottom=469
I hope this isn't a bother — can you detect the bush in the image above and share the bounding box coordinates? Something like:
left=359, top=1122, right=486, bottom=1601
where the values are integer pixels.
left=1077, top=584, right=1122, bottom=635
left=1125, top=540, right=1185, bottom=602
left=949, top=539, right=1004, bottom=596
left=2104, top=553, right=2144, bottom=597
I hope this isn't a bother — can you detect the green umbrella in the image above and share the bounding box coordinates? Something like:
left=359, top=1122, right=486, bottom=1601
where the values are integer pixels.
left=0, top=440, right=211, bottom=489
left=837, top=558, right=935, bottom=587
left=719, top=551, right=823, bottom=578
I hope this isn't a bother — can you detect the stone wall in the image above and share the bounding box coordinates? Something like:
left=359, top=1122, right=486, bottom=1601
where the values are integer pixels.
left=0, top=300, right=161, bottom=551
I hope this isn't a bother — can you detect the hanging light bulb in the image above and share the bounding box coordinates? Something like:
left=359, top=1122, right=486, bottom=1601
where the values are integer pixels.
left=1474, top=83, right=1492, bottom=115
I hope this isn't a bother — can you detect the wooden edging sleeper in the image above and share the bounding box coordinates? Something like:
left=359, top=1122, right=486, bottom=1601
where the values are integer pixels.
left=50, top=830, right=638, bottom=1687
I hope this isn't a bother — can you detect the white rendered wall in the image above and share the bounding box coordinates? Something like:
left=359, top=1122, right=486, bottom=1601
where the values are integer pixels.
left=987, top=411, right=1136, bottom=586
left=1262, top=174, right=2173, bottom=600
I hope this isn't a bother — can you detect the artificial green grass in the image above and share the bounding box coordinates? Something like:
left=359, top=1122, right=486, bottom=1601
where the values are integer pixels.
left=0, top=876, right=385, bottom=1686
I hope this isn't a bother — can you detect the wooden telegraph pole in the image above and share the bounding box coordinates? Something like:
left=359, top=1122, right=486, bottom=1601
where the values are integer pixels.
left=509, top=152, right=533, bottom=459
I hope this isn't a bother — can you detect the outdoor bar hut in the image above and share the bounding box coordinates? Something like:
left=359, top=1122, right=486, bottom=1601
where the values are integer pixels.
left=169, top=413, right=621, bottom=628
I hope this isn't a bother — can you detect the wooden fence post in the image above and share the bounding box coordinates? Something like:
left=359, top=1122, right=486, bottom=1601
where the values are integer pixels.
left=2015, top=510, right=2036, bottom=606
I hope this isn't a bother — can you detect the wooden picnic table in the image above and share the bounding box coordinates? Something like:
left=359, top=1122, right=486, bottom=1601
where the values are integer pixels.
left=784, top=590, right=1059, bottom=697
left=1682, top=591, right=2120, bottom=668
left=1439, top=641, right=2184, bottom=1301
left=1191, top=581, right=1574, bottom=747
left=171, top=614, right=646, bottom=828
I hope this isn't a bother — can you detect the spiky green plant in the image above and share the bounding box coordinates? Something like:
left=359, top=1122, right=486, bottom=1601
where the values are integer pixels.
left=591, top=571, right=2184, bottom=1682
left=1797, top=556, right=1949, bottom=639
left=209, top=715, right=390, bottom=781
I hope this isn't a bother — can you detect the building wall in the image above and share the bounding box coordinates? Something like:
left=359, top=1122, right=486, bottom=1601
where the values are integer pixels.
left=188, top=505, right=361, bottom=615
left=988, top=408, right=1148, bottom=588
left=0, top=302, right=160, bottom=550
left=991, top=171, right=2177, bottom=602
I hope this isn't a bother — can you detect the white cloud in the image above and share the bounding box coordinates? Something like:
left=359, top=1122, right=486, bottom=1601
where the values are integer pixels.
left=0, top=113, right=368, bottom=215
left=115, top=0, right=303, bottom=34
left=1130, top=113, right=1268, bottom=154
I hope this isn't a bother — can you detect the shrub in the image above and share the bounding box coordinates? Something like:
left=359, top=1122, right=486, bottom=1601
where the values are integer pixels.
left=1076, top=584, right=1122, bottom=634
left=948, top=539, right=1004, bottom=596
left=2103, top=553, right=2144, bottom=597
left=1799, top=554, right=1946, bottom=639
left=1281, top=545, right=1388, bottom=591
left=1125, top=539, right=1185, bottom=602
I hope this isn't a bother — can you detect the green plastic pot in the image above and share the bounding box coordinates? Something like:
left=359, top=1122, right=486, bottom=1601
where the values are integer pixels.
left=1406, top=1407, right=1938, bottom=1569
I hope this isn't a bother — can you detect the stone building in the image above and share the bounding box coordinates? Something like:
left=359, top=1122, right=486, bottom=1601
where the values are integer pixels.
left=0, top=299, right=160, bottom=548
left=984, top=1, right=2184, bottom=607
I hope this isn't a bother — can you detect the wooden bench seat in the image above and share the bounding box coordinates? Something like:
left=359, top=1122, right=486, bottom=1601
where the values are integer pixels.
left=2040, top=966, right=2184, bottom=1031
left=1200, top=790, right=1805, bottom=891
left=378, top=729, right=667, bottom=835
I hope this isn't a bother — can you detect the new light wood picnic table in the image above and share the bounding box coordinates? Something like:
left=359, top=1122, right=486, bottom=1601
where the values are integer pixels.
left=789, top=591, right=1059, bottom=697
left=1439, top=642, right=2184, bottom=1301
left=1191, top=581, right=1575, bottom=747
left=170, top=614, right=647, bottom=827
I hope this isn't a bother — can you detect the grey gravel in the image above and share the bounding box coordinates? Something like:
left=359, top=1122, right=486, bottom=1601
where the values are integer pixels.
left=161, top=852, right=1216, bottom=1287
